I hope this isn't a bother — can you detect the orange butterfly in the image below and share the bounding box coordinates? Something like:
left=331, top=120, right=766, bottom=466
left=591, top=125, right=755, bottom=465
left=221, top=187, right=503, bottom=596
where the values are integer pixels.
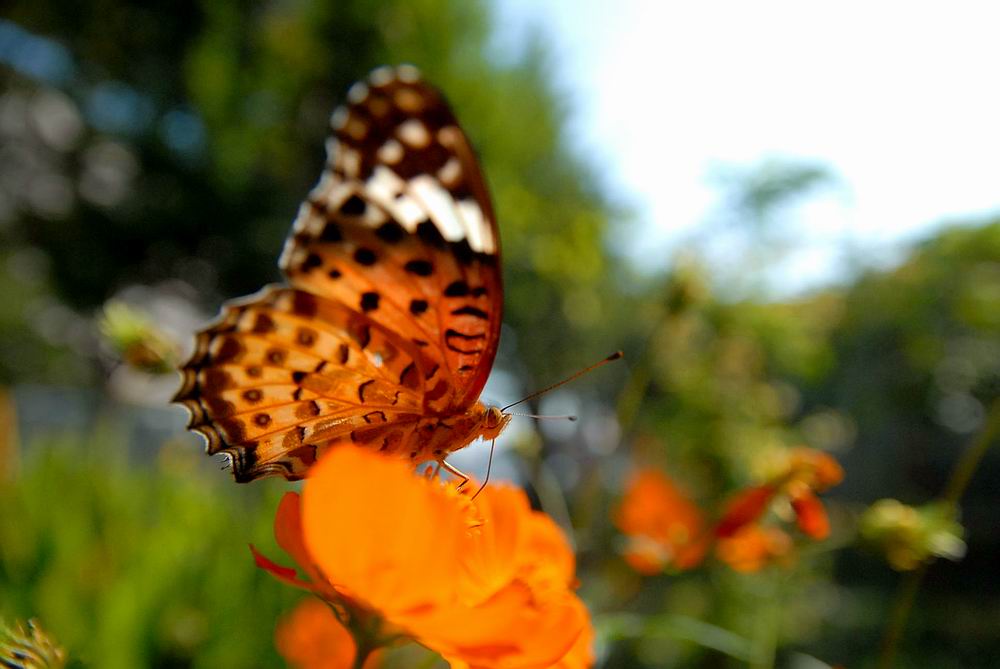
left=174, top=65, right=512, bottom=482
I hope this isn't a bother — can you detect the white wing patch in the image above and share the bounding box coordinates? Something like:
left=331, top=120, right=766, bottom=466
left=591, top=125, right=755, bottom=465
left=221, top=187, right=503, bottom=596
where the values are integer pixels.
left=285, top=65, right=499, bottom=273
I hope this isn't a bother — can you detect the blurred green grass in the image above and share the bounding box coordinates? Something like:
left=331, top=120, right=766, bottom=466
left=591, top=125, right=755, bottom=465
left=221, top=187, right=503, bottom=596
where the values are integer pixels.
left=0, top=425, right=298, bottom=668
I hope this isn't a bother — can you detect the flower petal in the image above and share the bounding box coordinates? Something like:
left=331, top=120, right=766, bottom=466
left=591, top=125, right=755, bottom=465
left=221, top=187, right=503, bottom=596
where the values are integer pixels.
left=250, top=544, right=312, bottom=590
left=716, top=485, right=776, bottom=538
left=417, top=583, right=588, bottom=669
left=276, top=598, right=376, bottom=669
left=302, top=447, right=468, bottom=617
left=519, top=511, right=577, bottom=591
left=459, top=484, right=530, bottom=605
left=790, top=487, right=831, bottom=539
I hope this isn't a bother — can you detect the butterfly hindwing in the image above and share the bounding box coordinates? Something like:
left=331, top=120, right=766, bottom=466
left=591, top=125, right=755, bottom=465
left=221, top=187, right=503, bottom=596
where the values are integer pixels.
left=174, top=286, right=435, bottom=480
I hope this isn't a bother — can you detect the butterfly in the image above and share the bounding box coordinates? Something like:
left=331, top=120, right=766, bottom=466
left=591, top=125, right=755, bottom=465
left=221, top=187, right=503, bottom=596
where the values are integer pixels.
left=173, top=65, right=512, bottom=482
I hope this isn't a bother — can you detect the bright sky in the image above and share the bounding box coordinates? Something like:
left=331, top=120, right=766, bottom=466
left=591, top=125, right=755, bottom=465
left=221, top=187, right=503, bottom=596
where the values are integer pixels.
left=493, top=0, right=1000, bottom=290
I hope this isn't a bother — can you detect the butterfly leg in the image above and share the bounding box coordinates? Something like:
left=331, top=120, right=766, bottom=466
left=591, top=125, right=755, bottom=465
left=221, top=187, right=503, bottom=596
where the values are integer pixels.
left=471, top=439, right=496, bottom=500
left=439, top=459, right=470, bottom=490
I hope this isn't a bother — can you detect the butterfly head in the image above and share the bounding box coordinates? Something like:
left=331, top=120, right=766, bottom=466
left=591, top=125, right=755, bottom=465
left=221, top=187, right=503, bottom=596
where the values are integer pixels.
left=480, top=404, right=512, bottom=441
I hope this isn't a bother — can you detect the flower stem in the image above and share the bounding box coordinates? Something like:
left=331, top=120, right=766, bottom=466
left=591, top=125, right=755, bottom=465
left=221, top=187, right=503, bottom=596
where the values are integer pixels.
left=877, top=397, right=1000, bottom=669
left=352, top=644, right=373, bottom=669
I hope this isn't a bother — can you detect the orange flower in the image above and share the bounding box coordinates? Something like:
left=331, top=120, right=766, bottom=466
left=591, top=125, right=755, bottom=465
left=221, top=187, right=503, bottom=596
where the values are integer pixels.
left=275, top=598, right=380, bottom=669
left=551, top=617, right=596, bottom=669
left=716, top=525, right=793, bottom=573
left=254, top=446, right=590, bottom=669
left=613, top=468, right=708, bottom=574
left=716, top=448, right=843, bottom=541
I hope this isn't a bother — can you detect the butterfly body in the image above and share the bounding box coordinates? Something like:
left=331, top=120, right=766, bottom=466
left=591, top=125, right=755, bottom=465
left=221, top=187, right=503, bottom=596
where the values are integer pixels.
left=174, top=66, right=508, bottom=482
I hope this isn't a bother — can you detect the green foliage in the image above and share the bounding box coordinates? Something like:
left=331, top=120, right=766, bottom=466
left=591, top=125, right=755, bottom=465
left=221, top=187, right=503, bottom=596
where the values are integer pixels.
left=0, top=428, right=298, bottom=668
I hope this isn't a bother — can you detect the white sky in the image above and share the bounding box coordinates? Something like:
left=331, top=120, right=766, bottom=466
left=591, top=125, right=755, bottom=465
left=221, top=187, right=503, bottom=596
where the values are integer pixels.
left=493, top=0, right=1000, bottom=291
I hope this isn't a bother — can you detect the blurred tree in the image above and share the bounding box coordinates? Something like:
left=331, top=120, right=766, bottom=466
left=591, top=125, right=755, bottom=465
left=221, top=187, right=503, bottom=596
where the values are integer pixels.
left=0, top=0, right=619, bottom=390
left=800, top=218, right=1000, bottom=668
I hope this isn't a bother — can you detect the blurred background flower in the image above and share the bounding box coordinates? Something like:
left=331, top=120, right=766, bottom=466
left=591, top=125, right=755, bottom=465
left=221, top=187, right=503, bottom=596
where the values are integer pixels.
left=859, top=499, right=966, bottom=572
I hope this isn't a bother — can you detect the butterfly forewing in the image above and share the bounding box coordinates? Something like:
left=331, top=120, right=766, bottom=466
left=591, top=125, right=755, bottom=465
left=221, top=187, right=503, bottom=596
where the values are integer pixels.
left=174, top=66, right=503, bottom=481
left=280, top=65, right=501, bottom=411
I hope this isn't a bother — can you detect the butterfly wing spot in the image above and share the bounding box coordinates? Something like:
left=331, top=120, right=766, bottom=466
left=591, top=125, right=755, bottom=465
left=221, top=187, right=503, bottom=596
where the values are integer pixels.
left=338, top=343, right=350, bottom=364
left=349, top=321, right=371, bottom=349
left=302, top=254, right=324, bottom=272
left=409, top=299, right=428, bottom=315
left=444, top=280, right=469, bottom=297
left=203, top=369, right=233, bottom=391
left=437, top=158, right=462, bottom=188
left=425, top=380, right=450, bottom=402
left=212, top=337, right=243, bottom=364
left=254, top=413, right=272, bottom=427
left=360, top=291, right=380, bottom=312
left=345, top=116, right=369, bottom=141
left=296, top=327, right=317, bottom=346
left=404, top=259, right=434, bottom=276
left=205, top=396, right=236, bottom=417
left=353, top=248, right=377, bottom=266
left=375, top=221, right=406, bottom=244
left=295, top=401, right=321, bottom=419
left=328, top=268, right=342, bottom=279
left=367, top=94, right=391, bottom=118
left=397, top=119, right=432, bottom=149
left=319, top=222, right=343, bottom=243
left=252, top=313, right=277, bottom=333
left=415, top=219, right=447, bottom=248
left=393, top=86, right=425, bottom=113
left=369, top=65, right=395, bottom=87
left=330, top=106, right=348, bottom=130
left=378, top=139, right=405, bottom=164
left=358, top=379, right=375, bottom=402
left=243, top=389, right=262, bottom=403
left=342, top=195, right=367, bottom=216
left=400, top=362, right=420, bottom=390
left=445, top=329, right=486, bottom=355
left=348, top=81, right=369, bottom=104
left=292, top=292, right=318, bottom=317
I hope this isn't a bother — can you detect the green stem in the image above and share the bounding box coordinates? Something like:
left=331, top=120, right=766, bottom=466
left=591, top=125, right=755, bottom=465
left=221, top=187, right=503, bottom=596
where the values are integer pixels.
left=352, top=642, right=373, bottom=669
left=941, top=397, right=1000, bottom=507
left=749, top=570, right=783, bottom=669
left=877, top=397, right=1000, bottom=669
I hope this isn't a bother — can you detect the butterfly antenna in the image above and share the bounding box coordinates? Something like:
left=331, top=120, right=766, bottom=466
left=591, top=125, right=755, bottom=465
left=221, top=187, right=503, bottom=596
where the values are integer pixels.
left=471, top=438, right=496, bottom=500
left=508, top=412, right=578, bottom=421
left=501, top=351, right=623, bottom=412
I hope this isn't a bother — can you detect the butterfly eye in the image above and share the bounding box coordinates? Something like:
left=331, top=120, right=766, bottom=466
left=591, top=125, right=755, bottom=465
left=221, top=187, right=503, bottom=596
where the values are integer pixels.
left=484, top=407, right=501, bottom=429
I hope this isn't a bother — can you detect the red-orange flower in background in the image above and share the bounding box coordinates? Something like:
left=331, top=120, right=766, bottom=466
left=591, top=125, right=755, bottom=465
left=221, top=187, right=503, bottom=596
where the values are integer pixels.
left=716, top=447, right=844, bottom=541
left=254, top=446, right=591, bottom=669
left=613, top=468, right=708, bottom=574
left=715, top=525, right=794, bottom=573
